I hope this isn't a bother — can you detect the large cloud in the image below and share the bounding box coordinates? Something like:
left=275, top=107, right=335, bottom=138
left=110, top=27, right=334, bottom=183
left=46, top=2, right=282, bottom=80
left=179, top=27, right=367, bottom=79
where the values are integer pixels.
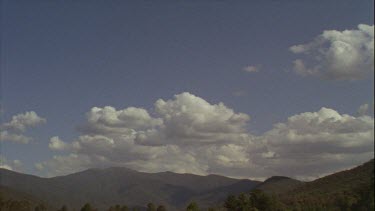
left=136, top=92, right=250, bottom=146
left=253, top=107, right=374, bottom=179
left=0, top=111, right=46, bottom=144
left=38, top=93, right=254, bottom=177
left=290, top=24, right=374, bottom=80
left=37, top=93, right=374, bottom=180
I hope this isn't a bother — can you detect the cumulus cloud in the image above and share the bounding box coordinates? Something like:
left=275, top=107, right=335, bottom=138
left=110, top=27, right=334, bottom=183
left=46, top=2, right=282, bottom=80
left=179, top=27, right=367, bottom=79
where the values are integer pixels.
left=290, top=24, right=374, bottom=80
left=49, top=136, right=70, bottom=151
left=254, top=107, right=374, bottom=179
left=37, top=93, right=254, bottom=177
left=0, top=131, right=32, bottom=144
left=0, top=111, right=46, bottom=144
left=2, top=111, right=46, bottom=132
left=243, top=65, right=260, bottom=73
left=136, top=92, right=250, bottom=146
left=79, top=106, right=162, bottom=135
left=36, top=93, right=374, bottom=180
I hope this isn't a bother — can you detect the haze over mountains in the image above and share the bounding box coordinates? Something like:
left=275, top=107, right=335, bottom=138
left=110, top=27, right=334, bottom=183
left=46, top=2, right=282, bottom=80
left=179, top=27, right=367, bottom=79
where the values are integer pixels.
left=0, top=159, right=373, bottom=211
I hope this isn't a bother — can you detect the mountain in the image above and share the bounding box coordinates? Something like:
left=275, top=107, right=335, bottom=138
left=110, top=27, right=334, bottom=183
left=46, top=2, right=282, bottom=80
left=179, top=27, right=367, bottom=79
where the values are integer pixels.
left=0, top=167, right=260, bottom=210
left=279, top=159, right=375, bottom=209
left=255, top=176, right=304, bottom=195
left=1, top=159, right=373, bottom=211
left=244, top=159, right=374, bottom=210
left=0, top=185, right=54, bottom=211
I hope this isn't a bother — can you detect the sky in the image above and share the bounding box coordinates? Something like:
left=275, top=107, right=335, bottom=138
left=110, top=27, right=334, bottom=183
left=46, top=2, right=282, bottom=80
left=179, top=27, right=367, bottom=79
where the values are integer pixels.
left=0, top=0, right=374, bottom=180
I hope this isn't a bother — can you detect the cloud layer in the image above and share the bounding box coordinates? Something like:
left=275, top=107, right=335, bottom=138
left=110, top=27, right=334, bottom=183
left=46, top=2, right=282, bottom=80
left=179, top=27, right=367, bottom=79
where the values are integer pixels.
left=36, top=93, right=374, bottom=180
left=290, top=24, right=374, bottom=80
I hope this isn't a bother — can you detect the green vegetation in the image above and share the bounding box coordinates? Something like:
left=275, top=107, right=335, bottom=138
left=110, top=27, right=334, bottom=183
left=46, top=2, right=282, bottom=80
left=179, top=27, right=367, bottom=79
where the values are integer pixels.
left=224, top=190, right=285, bottom=211
left=146, top=203, right=156, bottom=211
left=223, top=159, right=374, bottom=211
left=156, top=205, right=167, bottom=211
left=0, top=191, right=47, bottom=211
left=186, top=202, right=199, bottom=211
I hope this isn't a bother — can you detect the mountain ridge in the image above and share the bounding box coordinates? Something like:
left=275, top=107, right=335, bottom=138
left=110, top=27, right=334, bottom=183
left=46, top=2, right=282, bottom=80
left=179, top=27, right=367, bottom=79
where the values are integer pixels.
left=0, top=166, right=260, bottom=210
left=1, top=159, right=373, bottom=210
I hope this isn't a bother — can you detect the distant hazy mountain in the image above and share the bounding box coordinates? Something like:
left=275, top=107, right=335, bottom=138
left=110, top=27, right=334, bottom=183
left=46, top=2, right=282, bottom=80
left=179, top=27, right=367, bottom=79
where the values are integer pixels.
left=0, top=167, right=260, bottom=210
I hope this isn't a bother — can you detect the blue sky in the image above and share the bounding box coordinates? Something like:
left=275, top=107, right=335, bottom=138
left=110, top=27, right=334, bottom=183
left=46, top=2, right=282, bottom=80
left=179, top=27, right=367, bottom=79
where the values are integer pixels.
left=1, top=0, right=374, bottom=179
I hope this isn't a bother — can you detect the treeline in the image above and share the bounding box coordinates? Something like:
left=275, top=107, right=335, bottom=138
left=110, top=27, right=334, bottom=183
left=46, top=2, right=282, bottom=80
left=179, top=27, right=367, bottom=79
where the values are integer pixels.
left=73, top=201, right=209, bottom=211
left=1, top=182, right=373, bottom=211
left=79, top=202, right=169, bottom=211
left=222, top=183, right=374, bottom=211
left=0, top=198, right=208, bottom=211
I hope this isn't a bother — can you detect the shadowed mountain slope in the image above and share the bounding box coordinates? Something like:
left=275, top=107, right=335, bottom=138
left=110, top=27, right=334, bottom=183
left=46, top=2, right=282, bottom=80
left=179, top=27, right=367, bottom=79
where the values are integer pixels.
left=255, top=176, right=304, bottom=195
left=251, top=159, right=374, bottom=210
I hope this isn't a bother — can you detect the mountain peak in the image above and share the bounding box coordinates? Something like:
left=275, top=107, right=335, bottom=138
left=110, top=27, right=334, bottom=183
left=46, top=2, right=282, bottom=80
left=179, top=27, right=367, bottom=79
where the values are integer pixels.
left=264, top=176, right=294, bottom=183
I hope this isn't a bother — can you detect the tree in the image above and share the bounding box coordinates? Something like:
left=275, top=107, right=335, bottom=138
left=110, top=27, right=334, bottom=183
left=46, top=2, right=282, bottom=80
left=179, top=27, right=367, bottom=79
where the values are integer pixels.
left=58, top=205, right=68, bottom=211
left=34, top=204, right=47, bottom=211
left=81, top=203, right=95, bottom=211
left=224, top=195, right=239, bottom=210
left=186, top=202, right=199, bottom=211
left=147, top=203, right=156, bottom=211
left=248, top=189, right=284, bottom=211
left=156, top=205, right=167, bottom=211
left=121, top=205, right=129, bottom=211
left=238, top=193, right=252, bottom=209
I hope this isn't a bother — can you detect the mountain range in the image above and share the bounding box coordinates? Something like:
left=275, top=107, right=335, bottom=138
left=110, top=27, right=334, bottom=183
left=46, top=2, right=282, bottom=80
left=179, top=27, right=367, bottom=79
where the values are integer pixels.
left=0, top=159, right=373, bottom=211
left=0, top=167, right=259, bottom=210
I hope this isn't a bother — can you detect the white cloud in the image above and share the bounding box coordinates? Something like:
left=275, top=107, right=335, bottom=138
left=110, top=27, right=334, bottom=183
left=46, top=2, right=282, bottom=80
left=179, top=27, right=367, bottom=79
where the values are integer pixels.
left=0, top=164, right=13, bottom=170
left=243, top=65, right=260, bottom=73
left=136, top=92, right=250, bottom=146
left=0, top=156, right=23, bottom=172
left=36, top=93, right=255, bottom=177
left=0, top=111, right=46, bottom=144
left=0, top=131, right=32, bottom=144
left=49, top=136, right=69, bottom=151
left=254, top=107, right=374, bottom=179
left=36, top=93, right=374, bottom=180
left=79, top=106, right=162, bottom=135
left=357, top=102, right=374, bottom=116
left=290, top=24, right=374, bottom=80
left=2, top=111, right=46, bottom=132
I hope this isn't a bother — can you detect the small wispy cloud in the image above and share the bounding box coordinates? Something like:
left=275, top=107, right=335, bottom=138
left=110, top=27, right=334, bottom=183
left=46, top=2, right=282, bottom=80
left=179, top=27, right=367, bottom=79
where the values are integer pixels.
left=233, top=90, right=246, bottom=97
left=243, top=65, right=261, bottom=73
